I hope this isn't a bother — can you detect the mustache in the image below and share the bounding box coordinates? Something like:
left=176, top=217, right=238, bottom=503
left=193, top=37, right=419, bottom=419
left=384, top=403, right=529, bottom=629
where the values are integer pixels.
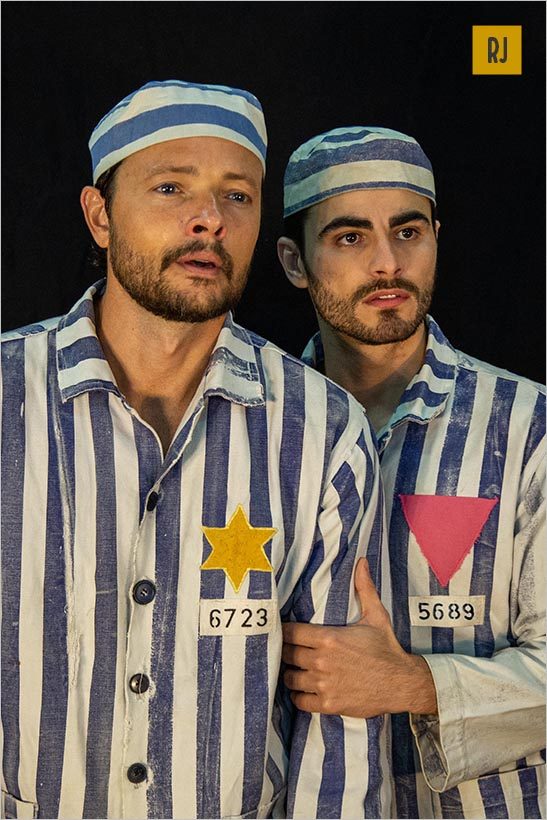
left=351, top=278, right=421, bottom=305
left=160, top=239, right=234, bottom=278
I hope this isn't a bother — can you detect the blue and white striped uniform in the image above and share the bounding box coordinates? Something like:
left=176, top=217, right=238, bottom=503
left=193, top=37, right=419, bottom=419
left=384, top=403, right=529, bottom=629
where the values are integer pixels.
left=1, top=280, right=391, bottom=820
left=303, top=317, right=546, bottom=819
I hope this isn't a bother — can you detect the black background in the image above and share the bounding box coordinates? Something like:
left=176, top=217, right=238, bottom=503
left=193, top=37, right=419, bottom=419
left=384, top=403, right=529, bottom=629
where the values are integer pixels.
left=2, top=2, right=545, bottom=383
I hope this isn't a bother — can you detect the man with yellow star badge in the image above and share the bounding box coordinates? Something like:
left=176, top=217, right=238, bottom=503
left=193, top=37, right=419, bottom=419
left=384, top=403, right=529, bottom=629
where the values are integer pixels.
left=1, top=79, right=392, bottom=820
left=202, top=505, right=277, bottom=593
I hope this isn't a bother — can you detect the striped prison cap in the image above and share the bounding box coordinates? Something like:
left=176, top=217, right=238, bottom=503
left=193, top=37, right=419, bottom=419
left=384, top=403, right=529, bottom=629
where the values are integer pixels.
left=283, top=126, right=435, bottom=218
left=89, top=79, right=267, bottom=184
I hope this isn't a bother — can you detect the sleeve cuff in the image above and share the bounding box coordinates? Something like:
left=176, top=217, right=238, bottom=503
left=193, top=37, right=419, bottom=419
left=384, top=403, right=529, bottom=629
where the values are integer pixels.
left=409, top=653, right=467, bottom=792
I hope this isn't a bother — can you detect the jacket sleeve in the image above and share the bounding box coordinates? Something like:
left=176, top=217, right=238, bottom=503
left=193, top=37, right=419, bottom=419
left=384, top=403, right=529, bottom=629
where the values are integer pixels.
left=285, top=425, right=393, bottom=818
left=410, top=443, right=546, bottom=791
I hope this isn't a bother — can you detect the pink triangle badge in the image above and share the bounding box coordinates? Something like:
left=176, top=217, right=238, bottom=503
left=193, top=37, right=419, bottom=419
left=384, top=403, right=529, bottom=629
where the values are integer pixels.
left=399, top=494, right=499, bottom=587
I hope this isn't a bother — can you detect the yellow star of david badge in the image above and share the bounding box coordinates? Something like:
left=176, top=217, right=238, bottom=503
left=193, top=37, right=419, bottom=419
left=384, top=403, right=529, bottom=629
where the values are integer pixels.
left=201, top=505, right=277, bottom=592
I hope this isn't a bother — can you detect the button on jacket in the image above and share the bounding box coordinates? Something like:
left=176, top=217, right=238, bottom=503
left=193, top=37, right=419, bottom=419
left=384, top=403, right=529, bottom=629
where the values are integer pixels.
left=303, top=317, right=546, bottom=819
left=1, top=280, right=391, bottom=820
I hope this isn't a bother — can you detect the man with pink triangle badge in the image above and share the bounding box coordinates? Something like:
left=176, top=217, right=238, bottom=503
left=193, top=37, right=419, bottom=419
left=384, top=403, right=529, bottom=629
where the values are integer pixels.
left=278, top=127, right=546, bottom=818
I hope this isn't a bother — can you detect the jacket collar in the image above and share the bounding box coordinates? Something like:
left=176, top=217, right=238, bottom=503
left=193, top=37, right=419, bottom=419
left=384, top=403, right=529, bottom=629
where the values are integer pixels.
left=56, top=279, right=264, bottom=407
left=301, top=316, right=457, bottom=444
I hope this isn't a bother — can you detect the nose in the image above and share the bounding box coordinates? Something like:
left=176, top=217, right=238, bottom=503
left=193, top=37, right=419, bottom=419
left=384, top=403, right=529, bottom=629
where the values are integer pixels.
left=186, top=195, right=227, bottom=240
left=368, top=235, right=401, bottom=277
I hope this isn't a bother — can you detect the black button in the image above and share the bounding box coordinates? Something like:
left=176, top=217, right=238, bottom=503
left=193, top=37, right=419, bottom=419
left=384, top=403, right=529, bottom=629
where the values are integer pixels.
left=129, top=673, right=150, bottom=694
left=132, top=580, right=156, bottom=604
left=127, top=763, right=147, bottom=784
left=146, top=492, right=159, bottom=512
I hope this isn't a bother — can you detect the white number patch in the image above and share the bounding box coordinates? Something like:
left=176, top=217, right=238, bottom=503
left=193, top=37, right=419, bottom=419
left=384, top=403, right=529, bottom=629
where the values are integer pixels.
left=409, top=595, right=485, bottom=627
left=199, top=599, right=276, bottom=636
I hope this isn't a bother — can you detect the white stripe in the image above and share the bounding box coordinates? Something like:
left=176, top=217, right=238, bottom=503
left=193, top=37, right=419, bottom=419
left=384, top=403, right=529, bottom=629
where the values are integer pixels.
left=57, top=393, right=97, bottom=818
left=58, top=358, right=115, bottom=391
left=107, top=401, right=142, bottom=820
left=170, top=410, right=206, bottom=819
left=218, top=403, right=252, bottom=816
left=17, top=339, right=48, bottom=803
left=57, top=316, right=96, bottom=351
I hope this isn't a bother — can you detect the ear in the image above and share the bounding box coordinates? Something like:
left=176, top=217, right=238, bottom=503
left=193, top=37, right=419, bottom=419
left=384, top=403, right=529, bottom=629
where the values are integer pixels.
left=80, top=186, right=110, bottom=248
left=434, top=219, right=441, bottom=240
left=277, top=237, right=309, bottom=290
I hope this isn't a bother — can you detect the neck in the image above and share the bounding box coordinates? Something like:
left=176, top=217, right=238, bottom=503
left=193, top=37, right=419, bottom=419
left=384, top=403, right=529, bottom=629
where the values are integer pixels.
left=319, top=319, right=428, bottom=434
left=95, top=275, right=225, bottom=454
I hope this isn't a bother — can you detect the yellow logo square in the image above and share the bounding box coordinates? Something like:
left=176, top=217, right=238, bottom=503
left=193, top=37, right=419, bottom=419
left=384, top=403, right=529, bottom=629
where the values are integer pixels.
left=472, top=26, right=522, bottom=74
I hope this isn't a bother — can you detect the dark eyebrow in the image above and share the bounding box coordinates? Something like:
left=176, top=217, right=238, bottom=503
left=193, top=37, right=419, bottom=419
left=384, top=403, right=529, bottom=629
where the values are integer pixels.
left=318, top=216, right=373, bottom=237
left=389, top=209, right=431, bottom=228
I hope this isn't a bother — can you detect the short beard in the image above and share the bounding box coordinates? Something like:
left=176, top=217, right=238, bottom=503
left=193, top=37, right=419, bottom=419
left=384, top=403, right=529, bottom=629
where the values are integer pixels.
left=108, top=230, right=250, bottom=323
left=305, top=262, right=435, bottom=346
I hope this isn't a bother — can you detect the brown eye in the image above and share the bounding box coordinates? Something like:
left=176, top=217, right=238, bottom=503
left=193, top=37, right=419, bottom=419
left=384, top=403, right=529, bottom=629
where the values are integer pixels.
left=156, top=183, right=178, bottom=195
left=398, top=227, right=417, bottom=240
left=341, top=233, right=360, bottom=244
left=227, top=192, right=250, bottom=203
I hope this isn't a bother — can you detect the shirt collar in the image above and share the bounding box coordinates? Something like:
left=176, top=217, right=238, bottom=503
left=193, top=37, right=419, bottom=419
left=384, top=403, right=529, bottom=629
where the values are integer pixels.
left=301, top=316, right=457, bottom=439
left=56, top=279, right=264, bottom=406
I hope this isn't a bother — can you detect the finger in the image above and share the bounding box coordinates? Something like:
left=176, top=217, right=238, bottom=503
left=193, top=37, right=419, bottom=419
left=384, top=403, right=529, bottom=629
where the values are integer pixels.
left=282, top=621, right=324, bottom=648
left=290, top=691, right=332, bottom=715
left=281, top=642, right=315, bottom=669
left=284, top=668, right=316, bottom=694
left=355, top=557, right=389, bottom=627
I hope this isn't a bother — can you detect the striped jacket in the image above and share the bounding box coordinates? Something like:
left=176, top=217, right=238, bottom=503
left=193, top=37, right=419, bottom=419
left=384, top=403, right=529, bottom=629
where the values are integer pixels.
left=303, top=317, right=546, bottom=819
left=1, top=280, right=391, bottom=820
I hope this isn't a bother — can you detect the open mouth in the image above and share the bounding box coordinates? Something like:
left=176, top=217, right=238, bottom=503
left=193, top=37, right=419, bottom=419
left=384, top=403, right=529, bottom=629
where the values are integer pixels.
left=176, top=254, right=222, bottom=277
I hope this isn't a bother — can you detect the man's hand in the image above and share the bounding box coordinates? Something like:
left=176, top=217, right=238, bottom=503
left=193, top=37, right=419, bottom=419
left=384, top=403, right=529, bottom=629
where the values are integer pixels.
left=282, top=558, right=438, bottom=718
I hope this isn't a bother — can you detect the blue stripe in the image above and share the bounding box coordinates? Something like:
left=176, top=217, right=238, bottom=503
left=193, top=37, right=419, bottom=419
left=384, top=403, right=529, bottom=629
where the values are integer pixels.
left=423, top=349, right=456, bottom=381
left=83, top=393, right=118, bottom=819
left=132, top=418, right=162, bottom=521
left=285, top=179, right=435, bottom=217
left=1, top=339, right=26, bottom=801
left=473, top=378, right=517, bottom=657
left=325, top=458, right=362, bottom=624
left=242, top=352, right=272, bottom=812
left=285, top=139, right=432, bottom=184
left=430, top=369, right=478, bottom=655
left=59, top=291, right=98, bottom=329
left=317, top=714, right=345, bottom=818
left=196, top=396, right=231, bottom=818
left=92, top=103, right=266, bottom=169
left=364, top=716, right=383, bottom=818
left=438, top=785, right=465, bottom=818
left=325, top=381, right=350, bottom=470
left=276, top=359, right=305, bottom=581
left=58, top=336, right=106, bottom=371
left=291, top=536, right=325, bottom=623
left=398, top=380, right=449, bottom=409
left=265, top=753, right=284, bottom=801
left=519, top=766, right=541, bottom=818
left=147, top=459, right=185, bottom=818
left=479, top=775, right=509, bottom=818
left=36, top=333, right=73, bottom=818
left=286, top=711, right=312, bottom=817
left=60, top=380, right=120, bottom=401
left=388, top=422, right=428, bottom=817
left=523, top=392, right=546, bottom=466
left=360, top=437, right=383, bottom=594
